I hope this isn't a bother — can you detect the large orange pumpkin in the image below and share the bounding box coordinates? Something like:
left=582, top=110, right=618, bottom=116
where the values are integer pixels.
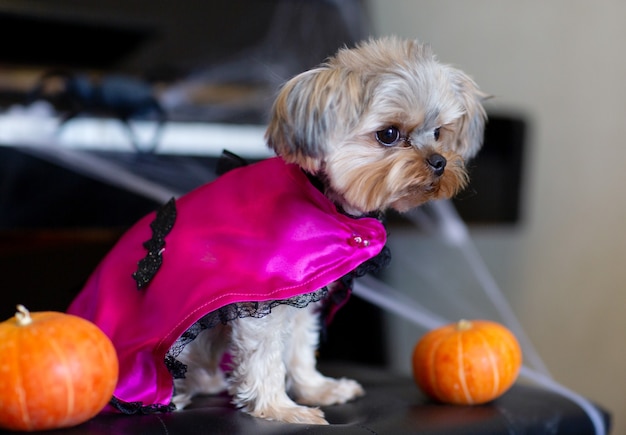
left=0, top=305, right=119, bottom=431
left=412, top=319, right=522, bottom=405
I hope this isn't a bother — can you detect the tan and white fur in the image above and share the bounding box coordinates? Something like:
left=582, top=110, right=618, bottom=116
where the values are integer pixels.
left=172, top=37, right=487, bottom=425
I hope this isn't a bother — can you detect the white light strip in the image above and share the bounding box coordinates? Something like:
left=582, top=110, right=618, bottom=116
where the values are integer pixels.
left=0, top=113, right=272, bottom=158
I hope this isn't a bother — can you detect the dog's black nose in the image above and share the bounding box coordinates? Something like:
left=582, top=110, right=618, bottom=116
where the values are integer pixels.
left=427, top=153, right=446, bottom=176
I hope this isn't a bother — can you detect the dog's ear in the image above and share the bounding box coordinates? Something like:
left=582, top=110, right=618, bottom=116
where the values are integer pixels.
left=266, top=66, right=367, bottom=173
left=448, top=68, right=489, bottom=159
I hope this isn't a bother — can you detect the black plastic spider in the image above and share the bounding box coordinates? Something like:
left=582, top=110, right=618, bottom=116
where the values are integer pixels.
left=28, top=70, right=167, bottom=153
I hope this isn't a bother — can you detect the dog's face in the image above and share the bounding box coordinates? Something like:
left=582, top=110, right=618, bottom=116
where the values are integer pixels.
left=266, top=37, right=487, bottom=216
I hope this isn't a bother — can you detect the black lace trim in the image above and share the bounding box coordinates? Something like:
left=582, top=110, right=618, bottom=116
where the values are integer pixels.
left=132, top=198, right=177, bottom=290
left=164, top=287, right=329, bottom=379
left=108, top=288, right=329, bottom=414
left=109, top=396, right=176, bottom=415
left=164, top=247, right=391, bottom=382
left=320, top=244, right=391, bottom=328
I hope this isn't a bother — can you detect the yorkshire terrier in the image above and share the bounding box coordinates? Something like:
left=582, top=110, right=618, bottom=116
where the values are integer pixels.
left=67, top=36, right=486, bottom=425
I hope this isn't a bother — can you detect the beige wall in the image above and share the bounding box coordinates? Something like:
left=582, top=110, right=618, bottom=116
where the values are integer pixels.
left=366, top=0, right=626, bottom=433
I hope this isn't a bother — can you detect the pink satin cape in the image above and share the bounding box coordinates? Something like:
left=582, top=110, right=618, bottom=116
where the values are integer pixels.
left=67, top=157, right=386, bottom=409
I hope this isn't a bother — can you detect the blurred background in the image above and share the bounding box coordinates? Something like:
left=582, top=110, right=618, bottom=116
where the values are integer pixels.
left=0, top=0, right=623, bottom=433
left=367, top=1, right=626, bottom=433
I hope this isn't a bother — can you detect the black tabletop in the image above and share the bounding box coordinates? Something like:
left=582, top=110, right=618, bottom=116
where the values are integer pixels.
left=0, top=363, right=611, bottom=435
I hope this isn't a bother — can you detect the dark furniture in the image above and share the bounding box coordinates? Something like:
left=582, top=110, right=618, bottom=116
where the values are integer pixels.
left=0, top=363, right=610, bottom=434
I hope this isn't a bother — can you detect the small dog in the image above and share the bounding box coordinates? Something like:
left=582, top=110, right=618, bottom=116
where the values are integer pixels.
left=172, top=37, right=486, bottom=424
left=67, top=36, right=486, bottom=426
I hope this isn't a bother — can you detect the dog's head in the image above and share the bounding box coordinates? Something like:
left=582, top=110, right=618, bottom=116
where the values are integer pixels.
left=266, top=37, right=487, bottom=216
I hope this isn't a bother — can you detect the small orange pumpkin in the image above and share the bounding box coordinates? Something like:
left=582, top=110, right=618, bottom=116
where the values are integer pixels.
left=412, top=319, right=522, bottom=405
left=0, top=305, right=119, bottom=431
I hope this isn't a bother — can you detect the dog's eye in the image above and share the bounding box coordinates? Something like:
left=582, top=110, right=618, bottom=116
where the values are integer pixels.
left=433, top=127, right=441, bottom=141
left=376, top=126, right=401, bottom=146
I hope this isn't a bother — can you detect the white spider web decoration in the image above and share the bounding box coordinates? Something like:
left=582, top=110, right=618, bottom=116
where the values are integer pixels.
left=353, top=199, right=606, bottom=435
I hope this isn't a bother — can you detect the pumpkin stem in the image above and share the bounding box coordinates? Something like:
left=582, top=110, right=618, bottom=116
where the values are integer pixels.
left=457, top=319, right=472, bottom=331
left=15, top=304, right=33, bottom=326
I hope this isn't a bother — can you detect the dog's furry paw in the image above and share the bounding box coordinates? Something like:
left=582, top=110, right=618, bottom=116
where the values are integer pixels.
left=174, top=368, right=228, bottom=398
left=249, top=403, right=328, bottom=425
left=295, top=377, right=365, bottom=406
left=172, top=393, right=193, bottom=410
